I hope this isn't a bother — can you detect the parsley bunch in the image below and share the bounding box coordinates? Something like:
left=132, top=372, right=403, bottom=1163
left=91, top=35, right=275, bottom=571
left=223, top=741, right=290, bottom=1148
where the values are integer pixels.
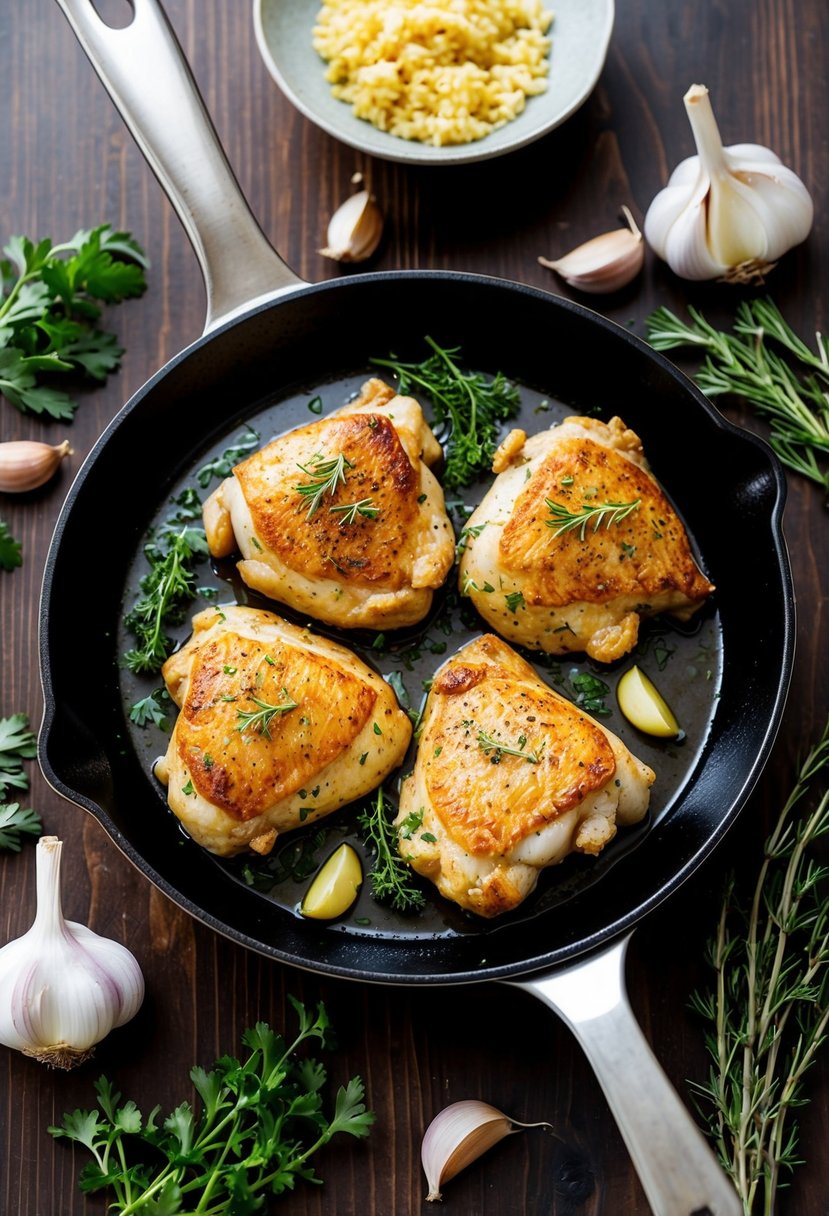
left=0, top=520, right=22, bottom=571
left=0, top=712, right=41, bottom=851
left=50, top=997, right=374, bottom=1214
left=371, top=337, right=521, bottom=488
left=0, top=224, right=148, bottom=419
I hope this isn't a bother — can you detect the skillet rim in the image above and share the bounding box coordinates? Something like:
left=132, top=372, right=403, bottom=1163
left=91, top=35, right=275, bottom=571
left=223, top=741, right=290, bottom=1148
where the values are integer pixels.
left=37, top=269, right=795, bottom=983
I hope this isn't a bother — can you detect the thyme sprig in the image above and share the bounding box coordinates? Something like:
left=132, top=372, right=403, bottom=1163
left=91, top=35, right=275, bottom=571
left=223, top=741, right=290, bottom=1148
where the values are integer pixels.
left=371, top=337, right=521, bottom=488
left=477, top=729, right=542, bottom=765
left=294, top=452, right=353, bottom=518
left=357, top=787, right=426, bottom=912
left=545, top=497, right=641, bottom=540
left=329, top=497, right=379, bottom=525
left=690, top=716, right=829, bottom=1213
left=235, top=690, right=298, bottom=738
left=646, top=299, right=829, bottom=495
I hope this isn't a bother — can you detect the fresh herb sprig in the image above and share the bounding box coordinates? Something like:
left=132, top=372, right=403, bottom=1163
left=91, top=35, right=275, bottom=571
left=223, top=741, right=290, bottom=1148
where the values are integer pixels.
left=50, top=997, right=374, bottom=1213
left=294, top=452, right=352, bottom=518
left=123, top=524, right=209, bottom=675
left=357, top=787, right=426, bottom=912
left=236, top=690, right=298, bottom=738
left=545, top=497, right=641, bottom=540
left=477, top=729, right=542, bottom=764
left=0, top=520, right=22, bottom=571
left=329, top=497, right=379, bottom=525
left=0, top=225, right=148, bottom=419
left=0, top=713, right=42, bottom=850
left=371, top=337, right=521, bottom=488
left=646, top=299, right=829, bottom=495
left=194, top=425, right=260, bottom=487
left=690, top=716, right=829, bottom=1213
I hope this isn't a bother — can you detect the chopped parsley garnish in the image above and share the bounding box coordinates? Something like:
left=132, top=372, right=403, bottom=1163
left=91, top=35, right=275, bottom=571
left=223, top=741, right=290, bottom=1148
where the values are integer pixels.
left=194, top=426, right=260, bottom=487
left=129, top=688, right=169, bottom=729
left=504, top=590, right=525, bottom=614
left=307, top=394, right=323, bottom=414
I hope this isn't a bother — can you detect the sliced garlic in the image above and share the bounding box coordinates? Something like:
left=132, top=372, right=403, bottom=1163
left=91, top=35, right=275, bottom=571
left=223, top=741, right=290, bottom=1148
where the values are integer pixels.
left=0, top=440, right=72, bottom=493
left=421, top=1099, right=553, bottom=1202
left=538, top=206, right=644, bottom=294
left=644, top=84, right=813, bottom=283
left=319, top=189, right=383, bottom=263
left=0, top=836, right=144, bottom=1069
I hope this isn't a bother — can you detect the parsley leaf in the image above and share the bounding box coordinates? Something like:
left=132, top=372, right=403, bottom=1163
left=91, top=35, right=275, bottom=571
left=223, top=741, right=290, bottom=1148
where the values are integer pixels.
left=0, top=712, right=37, bottom=802
left=0, top=224, right=148, bottom=418
left=0, top=802, right=42, bottom=851
left=129, top=688, right=170, bottom=729
left=194, top=425, right=260, bottom=487
left=50, top=1001, right=374, bottom=1209
left=0, top=520, right=22, bottom=571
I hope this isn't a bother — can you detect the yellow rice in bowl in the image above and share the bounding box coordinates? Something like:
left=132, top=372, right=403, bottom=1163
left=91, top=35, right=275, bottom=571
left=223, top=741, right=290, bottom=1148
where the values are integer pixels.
left=312, top=1, right=554, bottom=147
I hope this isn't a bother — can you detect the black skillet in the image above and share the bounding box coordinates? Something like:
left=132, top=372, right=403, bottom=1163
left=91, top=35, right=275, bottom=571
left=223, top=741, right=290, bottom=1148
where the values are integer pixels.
left=42, top=3, right=792, bottom=1213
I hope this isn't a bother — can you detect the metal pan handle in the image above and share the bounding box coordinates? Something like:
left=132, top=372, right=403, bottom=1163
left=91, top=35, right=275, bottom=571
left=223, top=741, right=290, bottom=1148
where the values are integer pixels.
left=55, top=0, right=305, bottom=333
left=509, top=935, right=741, bottom=1216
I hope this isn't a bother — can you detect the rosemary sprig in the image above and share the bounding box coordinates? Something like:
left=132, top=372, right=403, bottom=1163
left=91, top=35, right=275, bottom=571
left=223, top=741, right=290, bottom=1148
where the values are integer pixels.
left=294, top=452, right=352, bottom=518
left=357, top=787, right=426, bottom=912
left=371, top=337, right=521, bottom=488
left=690, top=716, right=829, bottom=1213
left=235, top=690, right=298, bottom=738
left=545, top=497, right=641, bottom=540
left=329, top=497, right=379, bottom=525
left=477, top=729, right=542, bottom=764
left=646, top=299, right=829, bottom=495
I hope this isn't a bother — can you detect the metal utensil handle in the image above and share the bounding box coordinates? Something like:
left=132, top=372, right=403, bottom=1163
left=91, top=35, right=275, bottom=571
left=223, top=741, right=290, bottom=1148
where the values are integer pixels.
left=55, top=0, right=305, bottom=332
left=510, top=935, right=742, bottom=1216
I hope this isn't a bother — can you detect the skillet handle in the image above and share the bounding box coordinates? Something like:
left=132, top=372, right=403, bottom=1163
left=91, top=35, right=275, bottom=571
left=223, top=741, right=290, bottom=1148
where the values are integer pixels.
left=508, top=934, right=742, bottom=1216
left=54, top=0, right=305, bottom=332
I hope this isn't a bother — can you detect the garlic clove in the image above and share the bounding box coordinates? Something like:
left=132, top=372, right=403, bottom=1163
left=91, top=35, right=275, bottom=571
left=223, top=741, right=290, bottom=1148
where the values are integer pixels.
left=0, top=836, right=144, bottom=1069
left=644, top=84, right=813, bottom=283
left=538, top=206, right=644, bottom=294
left=319, top=189, right=383, bottom=263
left=421, top=1099, right=553, bottom=1202
left=0, top=439, right=72, bottom=493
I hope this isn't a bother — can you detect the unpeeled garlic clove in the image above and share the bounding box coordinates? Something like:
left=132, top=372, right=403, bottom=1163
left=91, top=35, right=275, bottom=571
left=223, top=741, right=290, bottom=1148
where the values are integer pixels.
left=644, top=84, right=813, bottom=283
left=319, top=189, right=383, bottom=262
left=538, top=206, right=644, bottom=294
left=0, top=440, right=72, bottom=493
left=421, top=1099, right=553, bottom=1202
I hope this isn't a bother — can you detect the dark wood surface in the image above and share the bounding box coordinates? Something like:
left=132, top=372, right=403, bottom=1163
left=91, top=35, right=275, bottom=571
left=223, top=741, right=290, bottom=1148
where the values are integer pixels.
left=1, top=2, right=827, bottom=1212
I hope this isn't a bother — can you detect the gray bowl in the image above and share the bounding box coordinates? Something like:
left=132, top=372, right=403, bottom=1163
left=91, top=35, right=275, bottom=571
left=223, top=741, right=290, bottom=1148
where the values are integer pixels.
left=253, top=0, right=615, bottom=165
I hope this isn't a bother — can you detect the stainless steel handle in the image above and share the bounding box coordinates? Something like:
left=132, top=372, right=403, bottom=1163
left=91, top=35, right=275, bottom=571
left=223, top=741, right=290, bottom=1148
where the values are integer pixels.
left=55, top=0, right=305, bottom=332
left=509, top=935, right=742, bottom=1216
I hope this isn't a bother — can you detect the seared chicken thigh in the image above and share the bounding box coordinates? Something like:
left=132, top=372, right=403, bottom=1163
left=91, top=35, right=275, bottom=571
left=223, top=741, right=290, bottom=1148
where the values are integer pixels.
left=155, top=605, right=412, bottom=856
left=397, top=634, right=654, bottom=917
left=458, top=416, right=714, bottom=662
left=204, top=379, right=454, bottom=630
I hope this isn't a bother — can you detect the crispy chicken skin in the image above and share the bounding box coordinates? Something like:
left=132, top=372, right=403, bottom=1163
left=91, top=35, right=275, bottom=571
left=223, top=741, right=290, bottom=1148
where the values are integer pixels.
left=458, top=416, right=714, bottom=663
left=396, top=635, right=654, bottom=917
left=203, top=379, right=454, bottom=630
left=155, top=605, right=412, bottom=856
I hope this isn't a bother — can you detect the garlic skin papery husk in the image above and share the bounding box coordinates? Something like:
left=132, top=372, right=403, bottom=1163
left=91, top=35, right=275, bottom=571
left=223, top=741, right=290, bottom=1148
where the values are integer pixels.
left=421, top=1099, right=553, bottom=1201
left=0, top=439, right=72, bottom=493
left=319, top=189, right=383, bottom=262
left=538, top=206, right=644, bottom=293
left=644, top=83, right=813, bottom=283
left=0, top=836, right=144, bottom=1069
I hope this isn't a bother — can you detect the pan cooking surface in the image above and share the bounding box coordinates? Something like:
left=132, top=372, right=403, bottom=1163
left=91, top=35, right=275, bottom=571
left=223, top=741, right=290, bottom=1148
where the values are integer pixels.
left=119, top=363, right=723, bottom=942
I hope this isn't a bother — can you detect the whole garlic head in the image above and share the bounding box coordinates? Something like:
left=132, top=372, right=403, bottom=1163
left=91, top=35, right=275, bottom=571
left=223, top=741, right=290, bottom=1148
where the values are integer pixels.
left=644, top=84, right=813, bottom=283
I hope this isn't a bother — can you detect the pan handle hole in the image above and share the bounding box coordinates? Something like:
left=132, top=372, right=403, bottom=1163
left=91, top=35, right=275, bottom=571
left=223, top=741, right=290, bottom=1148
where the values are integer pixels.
left=91, top=0, right=134, bottom=29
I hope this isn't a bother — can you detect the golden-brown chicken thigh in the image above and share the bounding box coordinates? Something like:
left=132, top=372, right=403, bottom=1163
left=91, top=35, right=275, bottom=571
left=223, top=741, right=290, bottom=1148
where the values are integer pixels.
left=203, top=379, right=454, bottom=630
left=155, top=605, right=412, bottom=856
left=457, top=416, right=714, bottom=663
left=396, top=634, right=654, bottom=917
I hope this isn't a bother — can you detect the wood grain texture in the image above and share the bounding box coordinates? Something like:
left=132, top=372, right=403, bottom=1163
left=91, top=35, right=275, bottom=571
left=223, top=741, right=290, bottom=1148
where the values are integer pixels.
left=1, top=1, right=827, bottom=1212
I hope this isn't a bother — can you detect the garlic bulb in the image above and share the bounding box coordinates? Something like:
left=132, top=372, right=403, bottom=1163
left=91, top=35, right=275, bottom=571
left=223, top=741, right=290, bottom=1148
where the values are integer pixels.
left=0, top=836, right=144, bottom=1069
left=319, top=189, right=383, bottom=262
left=644, top=84, right=813, bottom=283
left=421, top=1099, right=553, bottom=1201
left=538, top=206, right=644, bottom=293
left=0, top=440, right=72, bottom=493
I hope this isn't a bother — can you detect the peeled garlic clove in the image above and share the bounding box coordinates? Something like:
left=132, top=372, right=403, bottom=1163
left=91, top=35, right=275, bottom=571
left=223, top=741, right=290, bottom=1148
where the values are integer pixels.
left=0, top=440, right=72, bottom=493
left=538, top=206, right=644, bottom=294
left=319, top=189, right=383, bottom=262
left=0, top=837, right=144, bottom=1069
left=421, top=1099, right=553, bottom=1202
left=644, top=84, right=813, bottom=283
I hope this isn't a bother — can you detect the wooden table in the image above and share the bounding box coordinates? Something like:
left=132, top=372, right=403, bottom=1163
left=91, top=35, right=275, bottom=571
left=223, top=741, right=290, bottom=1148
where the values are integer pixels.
left=1, top=2, right=827, bottom=1212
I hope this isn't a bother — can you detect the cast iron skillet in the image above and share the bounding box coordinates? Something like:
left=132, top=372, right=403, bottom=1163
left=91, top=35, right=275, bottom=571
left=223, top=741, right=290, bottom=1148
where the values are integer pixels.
left=42, top=3, right=792, bottom=1213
